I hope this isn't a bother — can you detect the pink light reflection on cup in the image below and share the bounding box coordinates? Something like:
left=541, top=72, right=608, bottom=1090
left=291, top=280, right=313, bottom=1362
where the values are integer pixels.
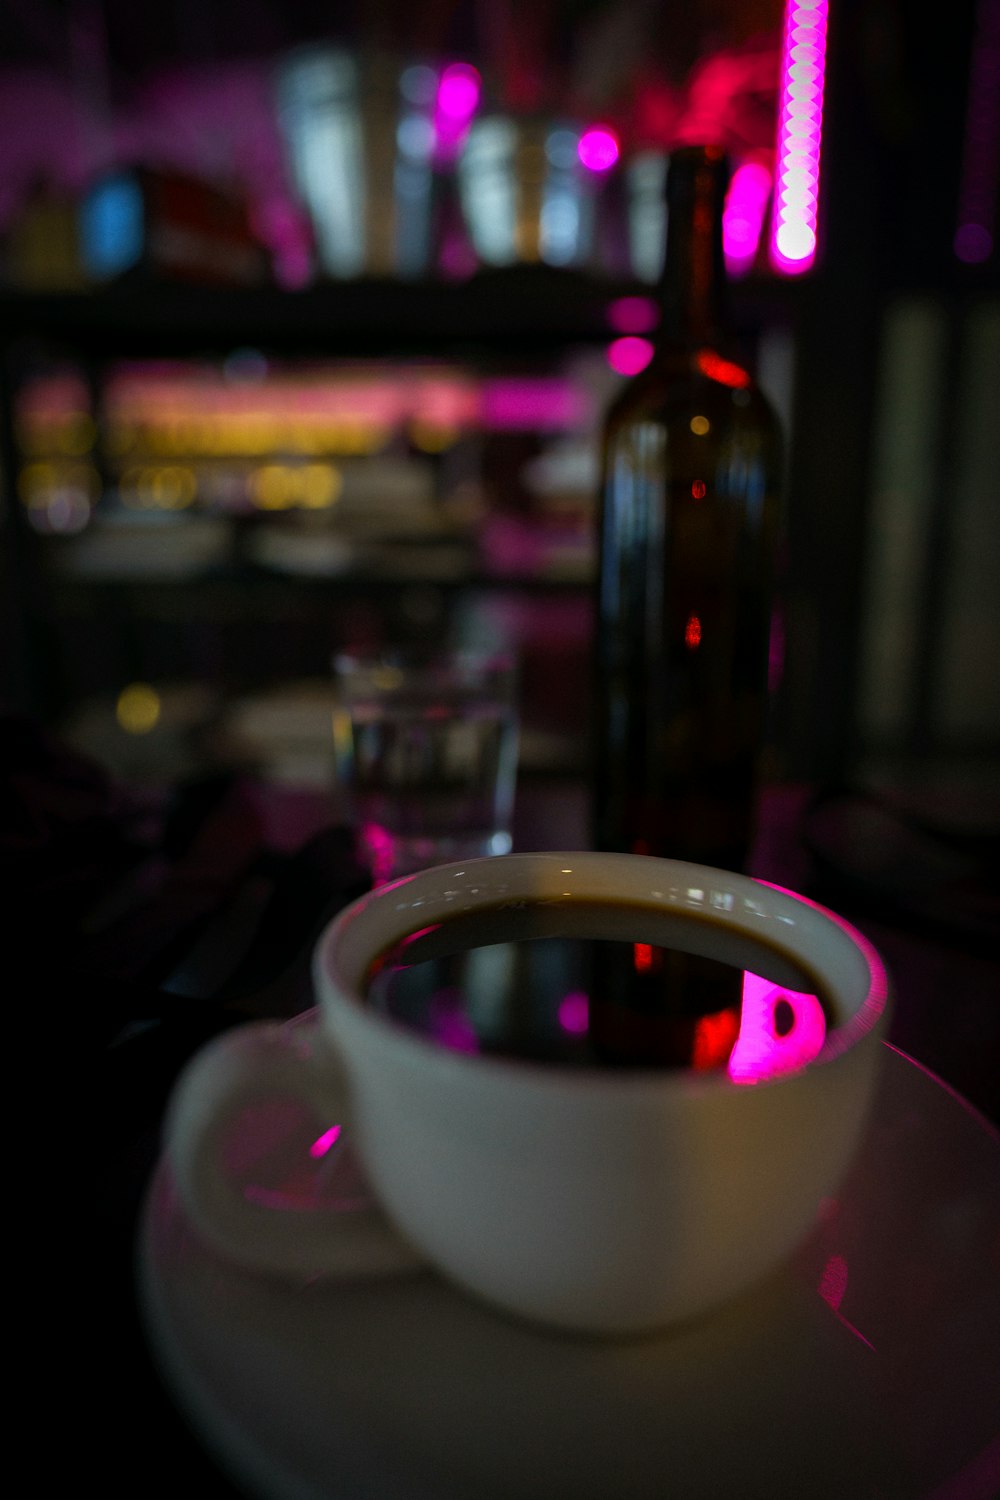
left=429, top=989, right=480, bottom=1054
left=728, top=970, right=829, bottom=1083
left=558, top=990, right=590, bottom=1036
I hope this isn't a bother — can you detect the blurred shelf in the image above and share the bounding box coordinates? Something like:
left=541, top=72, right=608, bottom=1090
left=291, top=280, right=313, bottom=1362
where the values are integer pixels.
left=0, top=266, right=798, bottom=360
left=2, top=263, right=790, bottom=731
left=44, top=557, right=596, bottom=599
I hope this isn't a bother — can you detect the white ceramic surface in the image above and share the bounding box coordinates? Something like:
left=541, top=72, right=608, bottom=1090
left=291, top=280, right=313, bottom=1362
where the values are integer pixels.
left=166, top=853, right=888, bottom=1334
left=142, top=1044, right=1000, bottom=1500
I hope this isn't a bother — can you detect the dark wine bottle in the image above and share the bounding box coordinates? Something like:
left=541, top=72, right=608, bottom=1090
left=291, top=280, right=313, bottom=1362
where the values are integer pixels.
left=593, top=144, right=782, bottom=873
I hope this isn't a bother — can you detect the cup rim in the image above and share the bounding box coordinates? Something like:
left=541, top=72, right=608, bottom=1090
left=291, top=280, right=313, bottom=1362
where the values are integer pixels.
left=312, top=851, right=890, bottom=1095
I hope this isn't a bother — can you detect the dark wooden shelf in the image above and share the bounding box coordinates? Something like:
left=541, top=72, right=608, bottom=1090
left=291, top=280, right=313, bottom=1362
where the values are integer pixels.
left=0, top=266, right=798, bottom=360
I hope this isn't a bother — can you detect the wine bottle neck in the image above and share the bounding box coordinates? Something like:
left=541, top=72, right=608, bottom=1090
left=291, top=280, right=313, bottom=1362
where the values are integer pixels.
left=659, top=146, right=730, bottom=348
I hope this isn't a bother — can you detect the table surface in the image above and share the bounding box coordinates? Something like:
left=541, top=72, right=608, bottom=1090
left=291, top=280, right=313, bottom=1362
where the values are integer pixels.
left=84, top=770, right=998, bottom=1496
left=138, top=1043, right=1000, bottom=1500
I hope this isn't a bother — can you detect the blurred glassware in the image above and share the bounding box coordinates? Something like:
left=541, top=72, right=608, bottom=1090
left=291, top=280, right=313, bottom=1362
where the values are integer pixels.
left=274, top=47, right=366, bottom=280
left=332, top=649, right=519, bottom=885
left=394, top=62, right=438, bottom=277
left=458, top=117, right=596, bottom=269
left=625, top=150, right=668, bottom=283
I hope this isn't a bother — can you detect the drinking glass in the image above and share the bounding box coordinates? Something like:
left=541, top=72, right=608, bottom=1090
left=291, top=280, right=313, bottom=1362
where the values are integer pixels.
left=333, top=649, right=519, bottom=884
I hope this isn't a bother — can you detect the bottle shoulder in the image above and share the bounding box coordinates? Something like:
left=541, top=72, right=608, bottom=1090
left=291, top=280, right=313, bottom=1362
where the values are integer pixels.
left=603, top=358, right=781, bottom=444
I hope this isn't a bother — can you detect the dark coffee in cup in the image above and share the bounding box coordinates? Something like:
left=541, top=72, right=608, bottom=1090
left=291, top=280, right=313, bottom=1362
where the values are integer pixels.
left=365, top=898, right=834, bottom=1075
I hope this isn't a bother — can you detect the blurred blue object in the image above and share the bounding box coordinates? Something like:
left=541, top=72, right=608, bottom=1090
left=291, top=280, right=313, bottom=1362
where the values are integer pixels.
left=81, top=172, right=144, bottom=280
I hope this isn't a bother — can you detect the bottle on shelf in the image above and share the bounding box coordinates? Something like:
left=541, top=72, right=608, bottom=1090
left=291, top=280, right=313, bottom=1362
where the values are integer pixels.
left=592, top=144, right=783, bottom=874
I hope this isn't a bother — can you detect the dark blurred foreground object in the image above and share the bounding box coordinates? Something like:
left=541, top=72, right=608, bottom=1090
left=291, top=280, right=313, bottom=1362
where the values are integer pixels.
left=593, top=146, right=783, bottom=872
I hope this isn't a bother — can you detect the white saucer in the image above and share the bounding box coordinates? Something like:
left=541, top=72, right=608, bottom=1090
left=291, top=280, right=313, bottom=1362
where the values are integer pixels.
left=139, top=1044, right=1000, bottom=1500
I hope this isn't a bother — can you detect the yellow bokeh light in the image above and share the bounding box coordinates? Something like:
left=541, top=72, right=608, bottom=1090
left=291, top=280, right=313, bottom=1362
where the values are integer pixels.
left=300, top=463, right=342, bottom=508
left=116, top=682, right=161, bottom=735
left=690, top=415, right=711, bottom=436
left=252, top=464, right=293, bottom=509
left=251, top=462, right=342, bottom=510
left=410, top=420, right=458, bottom=453
left=152, top=465, right=197, bottom=508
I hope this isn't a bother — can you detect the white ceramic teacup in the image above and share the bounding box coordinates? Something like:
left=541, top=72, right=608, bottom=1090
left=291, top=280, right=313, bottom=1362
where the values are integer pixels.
left=165, top=852, right=890, bottom=1336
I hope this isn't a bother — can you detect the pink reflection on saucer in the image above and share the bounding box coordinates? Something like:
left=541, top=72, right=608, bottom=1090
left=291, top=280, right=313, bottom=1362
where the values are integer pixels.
left=728, top=970, right=829, bottom=1083
left=818, top=1252, right=848, bottom=1311
left=818, top=1252, right=877, bottom=1352
left=309, top=1124, right=342, bottom=1159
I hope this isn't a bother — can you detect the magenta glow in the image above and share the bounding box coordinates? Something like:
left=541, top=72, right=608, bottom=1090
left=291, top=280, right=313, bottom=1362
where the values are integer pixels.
left=430, top=990, right=480, bottom=1053
left=728, top=971, right=829, bottom=1082
left=607, top=296, right=659, bottom=334
left=437, top=64, right=480, bottom=120
left=578, top=127, right=619, bottom=173
left=359, top=821, right=397, bottom=886
left=434, top=63, right=480, bottom=162
left=723, top=161, right=772, bottom=276
left=607, top=337, right=655, bottom=376
left=771, top=0, right=828, bottom=274
left=558, top=991, right=590, bottom=1035
left=309, top=1124, right=342, bottom=1159
left=479, top=378, right=587, bottom=429
left=733, top=878, right=890, bottom=1081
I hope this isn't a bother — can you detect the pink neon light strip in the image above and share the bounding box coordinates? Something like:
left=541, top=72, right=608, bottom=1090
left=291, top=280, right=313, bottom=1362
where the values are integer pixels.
left=771, top=0, right=829, bottom=274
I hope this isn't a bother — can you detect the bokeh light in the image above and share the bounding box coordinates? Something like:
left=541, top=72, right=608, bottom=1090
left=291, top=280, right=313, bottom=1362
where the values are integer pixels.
left=770, top=0, right=828, bottom=274
left=437, top=63, right=480, bottom=120
left=578, top=127, right=619, bottom=173
left=557, top=991, right=590, bottom=1036
left=607, top=296, right=659, bottom=334
left=723, top=161, right=772, bottom=276
left=116, top=683, right=162, bottom=735
left=607, top=336, right=654, bottom=376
